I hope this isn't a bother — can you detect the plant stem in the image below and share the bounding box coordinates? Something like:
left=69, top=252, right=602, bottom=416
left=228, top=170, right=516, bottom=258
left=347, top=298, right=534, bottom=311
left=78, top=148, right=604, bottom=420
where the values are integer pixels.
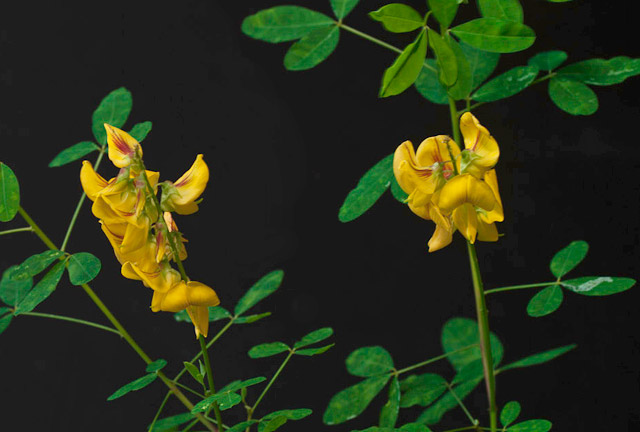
left=60, top=145, right=106, bottom=251
left=148, top=392, right=171, bottom=431
left=445, top=382, right=477, bottom=426
left=173, top=380, right=206, bottom=399
left=466, top=241, right=497, bottom=432
left=250, top=350, right=294, bottom=415
left=338, top=23, right=402, bottom=54
left=484, top=282, right=558, bottom=295
left=19, top=311, right=120, bottom=335
left=17, top=206, right=217, bottom=432
left=394, top=344, right=478, bottom=375
left=200, top=335, right=223, bottom=431
left=0, top=226, right=33, bottom=236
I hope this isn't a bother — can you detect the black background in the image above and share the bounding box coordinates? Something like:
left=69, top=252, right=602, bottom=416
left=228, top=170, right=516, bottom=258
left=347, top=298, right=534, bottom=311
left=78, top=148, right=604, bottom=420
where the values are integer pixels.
left=1, top=0, right=639, bottom=431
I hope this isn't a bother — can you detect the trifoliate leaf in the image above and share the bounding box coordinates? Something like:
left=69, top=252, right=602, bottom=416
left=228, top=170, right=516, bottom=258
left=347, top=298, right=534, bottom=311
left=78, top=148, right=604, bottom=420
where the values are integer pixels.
left=548, top=77, right=598, bottom=115
left=330, top=0, right=360, bottom=19
left=346, top=346, right=394, bottom=377
left=380, top=30, right=428, bottom=97
left=561, top=276, right=635, bottom=296
left=323, top=376, right=390, bottom=425
left=92, top=88, right=133, bottom=145
left=477, top=0, right=523, bottom=23
left=526, top=285, right=563, bottom=317
left=284, top=25, right=339, bottom=71
left=67, top=252, right=101, bottom=285
left=241, top=6, right=334, bottom=43
left=399, top=373, right=447, bottom=408
left=0, top=265, right=33, bottom=306
left=451, top=18, right=535, bottom=53
left=379, top=376, right=400, bottom=428
left=107, top=373, right=157, bottom=400
left=500, top=401, right=521, bottom=427
left=14, top=261, right=66, bottom=315
left=339, top=154, right=394, bottom=222
left=129, top=121, right=153, bottom=142
left=549, top=240, right=588, bottom=278
left=528, top=50, right=567, bottom=71
left=369, top=4, right=424, bottom=33
left=294, top=327, right=334, bottom=348
left=249, top=342, right=290, bottom=358
left=49, top=142, right=101, bottom=168
left=235, top=270, right=284, bottom=316
left=472, top=65, right=538, bottom=102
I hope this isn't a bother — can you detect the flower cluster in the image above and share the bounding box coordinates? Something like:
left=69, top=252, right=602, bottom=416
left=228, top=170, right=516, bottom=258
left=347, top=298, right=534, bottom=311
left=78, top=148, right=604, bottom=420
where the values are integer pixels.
left=80, top=124, right=219, bottom=337
left=393, top=113, right=503, bottom=252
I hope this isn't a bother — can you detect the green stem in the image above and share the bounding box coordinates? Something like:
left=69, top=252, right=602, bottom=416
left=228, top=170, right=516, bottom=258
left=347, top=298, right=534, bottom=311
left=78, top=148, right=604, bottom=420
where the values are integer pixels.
left=466, top=241, right=497, bottom=432
left=530, top=72, right=556, bottom=86
left=445, top=382, right=477, bottom=426
left=19, top=311, right=120, bottom=336
left=173, top=380, right=205, bottom=399
left=182, top=419, right=200, bottom=432
left=200, top=335, right=223, bottom=431
left=485, top=282, right=558, bottom=295
left=250, top=350, right=294, bottom=414
left=60, top=146, right=106, bottom=251
left=17, top=206, right=216, bottom=432
left=148, top=392, right=171, bottom=431
left=0, top=226, right=33, bottom=236
left=338, top=23, right=402, bottom=54
left=395, top=344, right=478, bottom=375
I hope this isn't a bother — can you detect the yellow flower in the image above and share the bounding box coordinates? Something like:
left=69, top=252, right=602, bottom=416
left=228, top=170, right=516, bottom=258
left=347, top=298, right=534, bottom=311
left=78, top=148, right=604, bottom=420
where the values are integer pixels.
left=105, top=124, right=142, bottom=168
left=101, top=220, right=157, bottom=268
left=157, top=281, right=220, bottom=338
left=437, top=174, right=497, bottom=243
left=155, top=212, right=188, bottom=263
left=458, top=112, right=500, bottom=178
left=393, top=136, right=459, bottom=218
left=121, top=262, right=182, bottom=293
left=161, top=154, right=209, bottom=215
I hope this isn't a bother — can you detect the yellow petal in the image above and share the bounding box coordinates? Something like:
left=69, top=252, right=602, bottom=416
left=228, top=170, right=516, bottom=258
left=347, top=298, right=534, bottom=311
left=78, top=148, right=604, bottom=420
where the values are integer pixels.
left=160, top=281, right=189, bottom=312
left=453, top=203, right=478, bottom=243
left=80, top=161, right=110, bottom=201
left=186, top=281, right=220, bottom=307
left=187, top=306, right=209, bottom=338
left=121, top=263, right=179, bottom=292
left=393, top=141, right=441, bottom=198
left=407, top=200, right=431, bottom=220
left=173, top=201, right=200, bottom=216
left=459, top=112, right=499, bottom=172
left=477, top=219, right=499, bottom=242
left=101, top=188, right=146, bottom=226
left=415, top=135, right=460, bottom=178
left=145, top=170, right=160, bottom=190
left=479, top=169, right=504, bottom=223
left=437, top=174, right=496, bottom=215
left=428, top=223, right=453, bottom=253
left=92, top=196, right=127, bottom=225
left=150, top=290, right=167, bottom=312
left=120, top=216, right=150, bottom=254
left=172, top=154, right=209, bottom=206
left=105, top=124, right=142, bottom=168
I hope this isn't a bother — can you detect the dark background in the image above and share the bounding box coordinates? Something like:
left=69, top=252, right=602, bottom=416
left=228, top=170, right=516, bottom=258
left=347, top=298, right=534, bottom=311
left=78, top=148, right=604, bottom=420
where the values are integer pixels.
left=1, top=0, right=639, bottom=431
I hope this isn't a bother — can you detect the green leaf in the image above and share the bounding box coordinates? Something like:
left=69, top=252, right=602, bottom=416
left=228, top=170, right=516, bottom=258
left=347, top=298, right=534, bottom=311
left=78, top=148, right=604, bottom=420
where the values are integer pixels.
left=218, top=377, right=267, bottom=395
left=183, top=361, right=204, bottom=384
left=235, top=270, right=284, bottom=316
left=428, top=0, right=459, bottom=29
left=390, top=176, right=409, bottom=202
left=323, top=375, right=391, bottom=425
left=339, top=154, right=394, bottom=222
left=14, top=261, right=66, bottom=315
left=261, top=408, right=313, bottom=422
left=261, top=415, right=288, bottom=432
left=151, top=413, right=195, bottom=432
left=346, top=346, right=394, bottom=377
left=548, top=77, right=598, bottom=115
left=561, top=276, right=635, bottom=296
left=549, top=240, right=589, bottom=278
left=478, top=0, right=523, bottom=23
left=369, top=4, right=423, bottom=33
left=446, top=36, right=472, bottom=100
left=507, top=420, right=552, bottom=432
left=0, top=163, right=20, bottom=222
left=451, top=18, right=535, bottom=53
left=380, top=30, right=428, bottom=97
left=249, top=342, right=290, bottom=358
left=235, top=311, right=272, bottom=324
left=499, top=344, right=576, bottom=372
left=107, top=373, right=157, bottom=400
left=528, top=50, right=567, bottom=71
left=414, top=60, right=449, bottom=104
left=452, top=359, right=484, bottom=384
left=146, top=359, right=167, bottom=373
left=67, top=252, right=101, bottom=285
left=294, top=343, right=335, bottom=356
left=0, top=266, right=33, bottom=306
left=92, top=87, right=133, bottom=145
left=441, top=317, right=503, bottom=371
left=241, top=6, right=334, bottom=43
left=284, top=25, right=340, bottom=71
left=417, top=378, right=482, bottom=425
left=13, top=251, right=64, bottom=280
left=192, top=391, right=243, bottom=412
left=129, top=121, right=153, bottom=142
left=399, top=424, right=433, bottom=432
left=472, top=65, right=538, bottom=102
left=500, top=401, right=521, bottom=427
left=379, top=376, right=400, bottom=428
left=227, top=421, right=259, bottom=432
left=175, top=306, right=232, bottom=323
left=48, top=142, right=100, bottom=168
left=527, top=285, right=563, bottom=317
left=428, top=30, right=457, bottom=87
left=0, top=311, right=13, bottom=336
left=294, top=327, right=334, bottom=348
left=460, top=41, right=500, bottom=89
left=331, top=0, right=360, bottom=19
left=557, top=56, right=640, bottom=86
left=399, top=373, right=447, bottom=408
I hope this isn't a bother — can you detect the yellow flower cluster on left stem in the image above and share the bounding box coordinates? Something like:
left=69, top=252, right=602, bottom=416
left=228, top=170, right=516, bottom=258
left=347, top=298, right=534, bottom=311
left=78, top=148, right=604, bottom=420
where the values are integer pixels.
left=80, top=124, right=219, bottom=338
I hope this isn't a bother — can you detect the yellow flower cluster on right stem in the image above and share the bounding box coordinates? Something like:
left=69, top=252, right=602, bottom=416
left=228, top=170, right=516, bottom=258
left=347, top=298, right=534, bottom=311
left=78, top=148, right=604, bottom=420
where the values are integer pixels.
left=393, top=112, right=504, bottom=252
